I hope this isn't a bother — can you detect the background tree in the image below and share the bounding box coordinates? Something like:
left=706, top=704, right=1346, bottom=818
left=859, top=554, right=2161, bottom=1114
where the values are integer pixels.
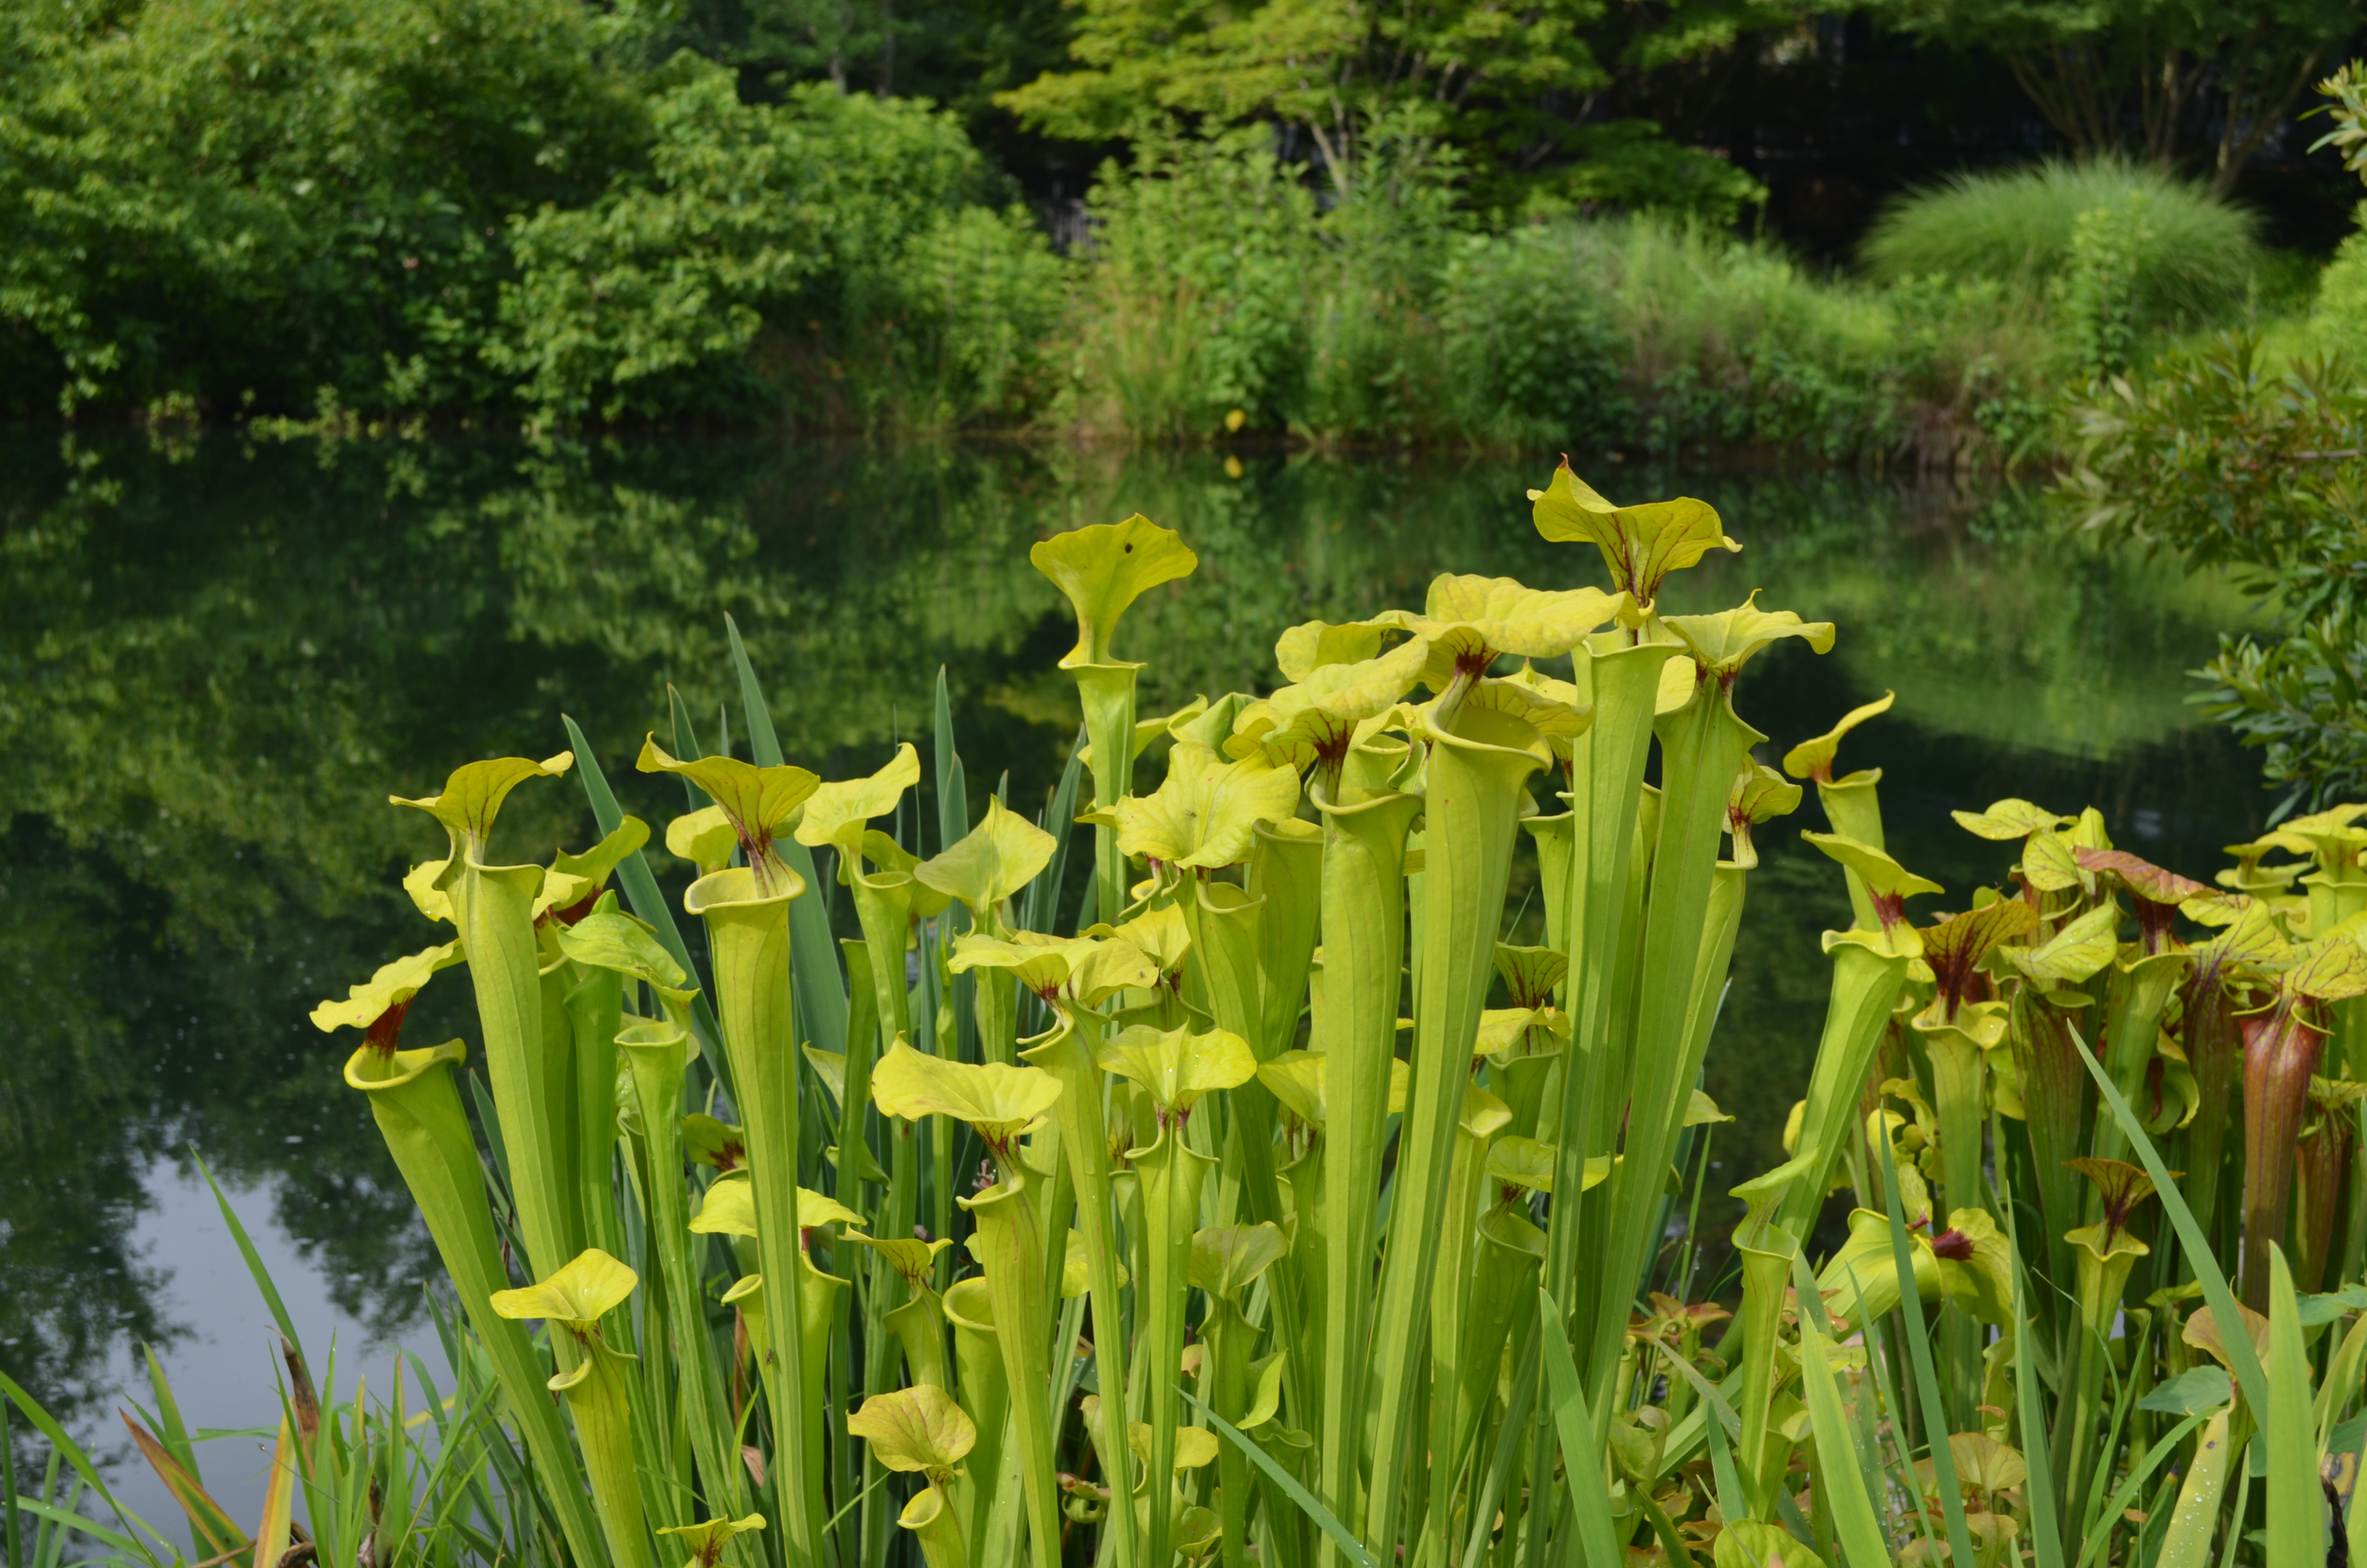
left=1888, top=0, right=2361, bottom=191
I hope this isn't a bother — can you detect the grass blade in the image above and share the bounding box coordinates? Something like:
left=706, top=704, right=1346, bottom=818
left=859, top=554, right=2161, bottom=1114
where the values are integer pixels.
left=666, top=686, right=715, bottom=808
left=1, top=1391, right=17, bottom=1568
left=1701, top=1411, right=1746, bottom=1544
left=2072, top=1413, right=2208, bottom=1568
left=188, top=1149, right=307, bottom=1386
left=2266, top=1244, right=2323, bottom=1567
left=116, top=1415, right=245, bottom=1560
left=1787, top=1249, right=1891, bottom=1568
left=0, top=1375, right=166, bottom=1565
left=1876, top=1143, right=1976, bottom=1568
left=251, top=1416, right=297, bottom=1568
left=2072, top=1026, right=2269, bottom=1413
left=1180, top=1386, right=1379, bottom=1568
left=1537, top=1289, right=1623, bottom=1568
left=1794, top=1314, right=1892, bottom=1568
left=1991, top=1116, right=2070, bottom=1568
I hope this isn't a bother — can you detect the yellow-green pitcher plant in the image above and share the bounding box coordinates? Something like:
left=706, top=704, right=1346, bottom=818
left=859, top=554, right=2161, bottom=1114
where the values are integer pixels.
left=226, top=464, right=2367, bottom=1568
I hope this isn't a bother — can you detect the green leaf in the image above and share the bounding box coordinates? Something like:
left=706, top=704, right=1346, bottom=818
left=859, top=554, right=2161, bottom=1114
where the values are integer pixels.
left=1538, top=1288, right=1625, bottom=1568
left=2140, top=1366, right=2234, bottom=1416
left=2266, top=1245, right=2324, bottom=1567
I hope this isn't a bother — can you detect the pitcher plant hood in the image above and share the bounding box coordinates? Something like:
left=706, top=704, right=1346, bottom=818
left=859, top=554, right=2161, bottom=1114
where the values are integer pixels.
left=917, top=795, right=1058, bottom=922
left=541, top=816, right=651, bottom=923
left=1804, top=832, right=1944, bottom=951
left=869, top=1039, right=1063, bottom=1156
left=311, top=942, right=462, bottom=1054
left=1725, top=763, right=1803, bottom=869
left=794, top=743, right=922, bottom=863
left=1031, top=513, right=1198, bottom=669
left=489, top=1248, right=638, bottom=1332
left=657, top=1514, right=766, bottom=1568
left=1095, top=1022, right=1256, bottom=1123
left=690, top=1170, right=867, bottom=1238
left=1228, top=634, right=1430, bottom=775
left=1114, top=742, right=1300, bottom=870
left=391, top=753, right=574, bottom=864
left=848, top=1385, right=976, bottom=1486
left=1370, top=574, right=1625, bottom=693
left=1781, top=690, right=1895, bottom=785
left=635, top=736, right=820, bottom=894
left=949, top=930, right=1158, bottom=1004
left=1661, top=592, right=1836, bottom=692
left=1527, top=460, right=1738, bottom=623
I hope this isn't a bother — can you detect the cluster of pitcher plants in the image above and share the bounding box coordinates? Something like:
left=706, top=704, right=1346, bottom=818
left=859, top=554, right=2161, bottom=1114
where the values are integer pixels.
left=14, top=465, right=2367, bottom=1568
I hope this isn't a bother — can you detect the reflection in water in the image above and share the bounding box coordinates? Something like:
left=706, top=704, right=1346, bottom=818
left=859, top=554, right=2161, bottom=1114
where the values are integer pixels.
left=0, top=431, right=2266, bottom=1470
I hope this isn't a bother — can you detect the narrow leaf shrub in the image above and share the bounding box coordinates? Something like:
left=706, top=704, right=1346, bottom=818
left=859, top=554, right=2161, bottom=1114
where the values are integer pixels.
left=1861, top=157, right=2266, bottom=332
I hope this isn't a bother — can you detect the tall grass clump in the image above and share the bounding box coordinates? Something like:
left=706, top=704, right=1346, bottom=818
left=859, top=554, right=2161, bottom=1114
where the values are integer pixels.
left=1066, top=143, right=2057, bottom=462
left=14, top=466, right=2367, bottom=1568
left=1862, top=158, right=2267, bottom=339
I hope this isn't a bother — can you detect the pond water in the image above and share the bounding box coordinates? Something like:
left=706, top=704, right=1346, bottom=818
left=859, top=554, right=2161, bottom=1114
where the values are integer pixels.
left=0, top=430, right=2272, bottom=1530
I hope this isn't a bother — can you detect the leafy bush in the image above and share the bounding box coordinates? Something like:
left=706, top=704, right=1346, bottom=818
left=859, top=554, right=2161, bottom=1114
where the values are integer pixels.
left=494, top=62, right=1059, bottom=429
left=0, top=0, right=644, bottom=419
left=1067, top=146, right=2060, bottom=460
left=2056, top=332, right=2367, bottom=811
left=1061, top=134, right=1324, bottom=440
left=1862, top=158, right=2266, bottom=333
left=2309, top=207, right=2367, bottom=361
left=1436, top=226, right=1629, bottom=449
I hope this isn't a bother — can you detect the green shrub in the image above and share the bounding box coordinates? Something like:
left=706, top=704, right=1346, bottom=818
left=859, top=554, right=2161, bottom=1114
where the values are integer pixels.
left=2310, top=210, right=2367, bottom=361
left=0, top=0, right=643, bottom=419
left=1437, top=226, right=1628, bottom=448
left=1062, top=134, right=1324, bottom=439
left=494, top=62, right=1052, bottom=429
left=1862, top=157, right=2264, bottom=332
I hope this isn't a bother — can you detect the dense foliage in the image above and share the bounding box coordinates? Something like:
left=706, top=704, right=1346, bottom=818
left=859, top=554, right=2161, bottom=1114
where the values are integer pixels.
left=2058, top=337, right=2367, bottom=811
left=7, top=470, right=2359, bottom=1568
left=0, top=0, right=2329, bottom=454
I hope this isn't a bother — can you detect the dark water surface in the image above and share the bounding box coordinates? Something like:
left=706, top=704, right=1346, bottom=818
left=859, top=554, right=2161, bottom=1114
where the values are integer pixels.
left=0, top=430, right=2271, bottom=1523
